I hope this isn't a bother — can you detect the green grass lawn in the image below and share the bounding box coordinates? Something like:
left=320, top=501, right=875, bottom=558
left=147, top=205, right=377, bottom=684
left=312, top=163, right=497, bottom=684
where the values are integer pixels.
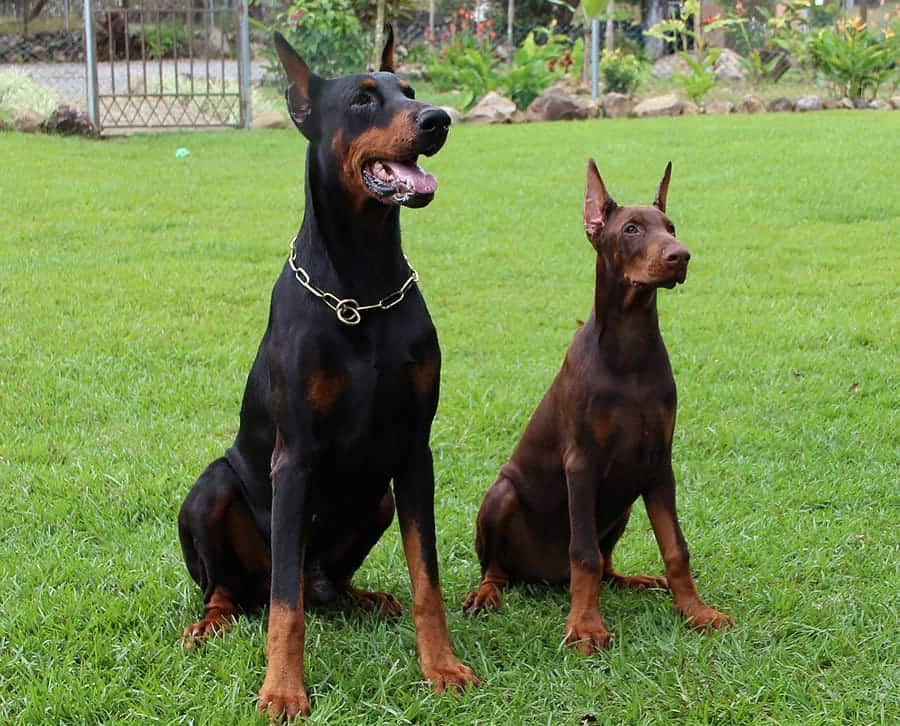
left=1, top=112, right=898, bottom=724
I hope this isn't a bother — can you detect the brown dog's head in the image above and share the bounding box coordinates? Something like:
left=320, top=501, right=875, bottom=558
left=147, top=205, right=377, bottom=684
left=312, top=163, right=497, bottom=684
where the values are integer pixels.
left=584, top=160, right=690, bottom=289
left=274, top=27, right=451, bottom=210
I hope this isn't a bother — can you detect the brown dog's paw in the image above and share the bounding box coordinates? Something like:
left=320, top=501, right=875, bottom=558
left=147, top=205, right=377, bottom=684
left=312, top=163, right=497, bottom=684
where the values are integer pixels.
left=180, top=611, right=234, bottom=648
left=346, top=587, right=403, bottom=618
left=683, top=606, right=733, bottom=631
left=423, top=657, right=480, bottom=694
left=258, top=684, right=311, bottom=722
left=607, top=573, right=669, bottom=591
left=564, top=618, right=612, bottom=655
left=462, top=583, right=503, bottom=614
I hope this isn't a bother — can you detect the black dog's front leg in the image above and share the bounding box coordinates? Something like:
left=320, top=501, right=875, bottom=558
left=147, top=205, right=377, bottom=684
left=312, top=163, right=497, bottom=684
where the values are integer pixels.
left=258, top=433, right=312, bottom=721
left=394, top=443, right=478, bottom=693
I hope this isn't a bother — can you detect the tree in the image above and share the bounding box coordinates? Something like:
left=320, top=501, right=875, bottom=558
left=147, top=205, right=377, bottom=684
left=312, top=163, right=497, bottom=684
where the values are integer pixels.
left=641, top=0, right=668, bottom=59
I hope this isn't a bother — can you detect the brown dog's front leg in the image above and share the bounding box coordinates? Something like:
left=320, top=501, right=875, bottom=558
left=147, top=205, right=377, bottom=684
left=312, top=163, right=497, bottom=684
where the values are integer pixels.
left=564, top=452, right=611, bottom=654
left=395, top=445, right=479, bottom=693
left=258, top=447, right=311, bottom=721
left=644, top=476, right=733, bottom=631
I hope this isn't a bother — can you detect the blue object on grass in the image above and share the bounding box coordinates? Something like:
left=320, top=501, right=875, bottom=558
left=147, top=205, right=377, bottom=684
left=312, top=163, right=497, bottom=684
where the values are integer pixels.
left=175, top=147, right=191, bottom=159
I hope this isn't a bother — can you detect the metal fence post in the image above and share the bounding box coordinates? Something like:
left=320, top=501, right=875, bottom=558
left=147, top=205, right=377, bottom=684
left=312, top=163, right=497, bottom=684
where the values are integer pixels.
left=83, top=0, right=99, bottom=128
left=237, top=0, right=251, bottom=129
left=591, top=18, right=600, bottom=100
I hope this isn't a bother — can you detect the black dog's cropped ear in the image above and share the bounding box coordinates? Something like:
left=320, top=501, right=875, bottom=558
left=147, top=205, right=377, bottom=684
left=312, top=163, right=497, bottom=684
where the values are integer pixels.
left=584, top=159, right=617, bottom=240
left=274, top=31, right=319, bottom=127
left=654, top=161, right=672, bottom=213
left=380, top=23, right=395, bottom=73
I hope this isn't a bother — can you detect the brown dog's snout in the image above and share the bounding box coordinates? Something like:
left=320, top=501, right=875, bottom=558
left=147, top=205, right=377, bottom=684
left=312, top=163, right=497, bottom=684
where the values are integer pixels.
left=416, top=107, right=451, bottom=154
left=663, top=243, right=690, bottom=267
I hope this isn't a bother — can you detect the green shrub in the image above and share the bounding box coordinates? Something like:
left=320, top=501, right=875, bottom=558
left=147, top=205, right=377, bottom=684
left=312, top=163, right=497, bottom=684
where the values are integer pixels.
left=142, top=22, right=190, bottom=60
left=254, top=0, right=366, bottom=81
left=599, top=49, right=643, bottom=94
left=808, top=19, right=896, bottom=101
left=672, top=50, right=720, bottom=104
left=0, top=71, right=58, bottom=120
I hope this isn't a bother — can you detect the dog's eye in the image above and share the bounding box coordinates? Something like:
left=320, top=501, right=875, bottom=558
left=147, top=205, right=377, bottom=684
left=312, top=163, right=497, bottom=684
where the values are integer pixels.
left=624, top=223, right=640, bottom=235
left=668, top=223, right=676, bottom=235
left=352, top=90, right=376, bottom=108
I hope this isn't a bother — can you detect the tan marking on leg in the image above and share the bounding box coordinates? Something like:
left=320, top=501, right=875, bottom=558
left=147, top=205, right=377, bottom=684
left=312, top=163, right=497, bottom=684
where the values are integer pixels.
left=181, top=586, right=238, bottom=647
left=401, top=525, right=479, bottom=693
left=306, top=369, right=349, bottom=414
left=462, top=562, right=508, bottom=614
left=564, top=561, right=611, bottom=654
left=258, top=601, right=310, bottom=719
left=646, top=503, right=732, bottom=630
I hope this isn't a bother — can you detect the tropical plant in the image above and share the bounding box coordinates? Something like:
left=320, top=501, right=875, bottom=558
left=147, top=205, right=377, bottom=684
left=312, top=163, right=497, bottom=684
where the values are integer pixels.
left=645, top=0, right=742, bottom=64
left=253, top=0, right=366, bottom=81
left=426, top=8, right=499, bottom=109
left=142, top=22, right=190, bottom=60
left=672, top=48, right=720, bottom=103
left=599, top=49, right=644, bottom=94
left=808, top=18, right=896, bottom=101
left=500, top=23, right=571, bottom=109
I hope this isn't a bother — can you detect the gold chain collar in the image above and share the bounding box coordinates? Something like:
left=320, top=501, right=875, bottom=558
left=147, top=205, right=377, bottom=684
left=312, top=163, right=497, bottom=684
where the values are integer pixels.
left=288, top=238, right=419, bottom=326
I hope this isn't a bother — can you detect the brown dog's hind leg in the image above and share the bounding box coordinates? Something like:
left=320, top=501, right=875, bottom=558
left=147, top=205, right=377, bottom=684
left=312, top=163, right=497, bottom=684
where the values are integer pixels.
left=178, top=458, right=271, bottom=647
left=600, top=508, right=669, bottom=592
left=462, top=476, right=521, bottom=614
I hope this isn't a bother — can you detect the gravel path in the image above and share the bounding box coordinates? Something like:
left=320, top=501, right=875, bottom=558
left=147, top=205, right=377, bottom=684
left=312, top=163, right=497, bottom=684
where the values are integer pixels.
left=1, top=59, right=267, bottom=110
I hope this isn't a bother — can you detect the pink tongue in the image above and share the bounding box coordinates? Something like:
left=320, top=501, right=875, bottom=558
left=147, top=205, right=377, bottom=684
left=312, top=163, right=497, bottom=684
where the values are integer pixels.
left=383, top=161, right=437, bottom=195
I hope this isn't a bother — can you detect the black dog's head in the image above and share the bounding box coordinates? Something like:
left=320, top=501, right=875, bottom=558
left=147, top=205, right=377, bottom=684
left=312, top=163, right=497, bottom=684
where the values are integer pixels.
left=274, top=27, right=451, bottom=209
left=584, top=160, right=691, bottom=289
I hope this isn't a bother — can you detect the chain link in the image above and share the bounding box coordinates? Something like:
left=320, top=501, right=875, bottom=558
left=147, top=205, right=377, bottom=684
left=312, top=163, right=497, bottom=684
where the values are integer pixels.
left=288, top=238, right=419, bottom=326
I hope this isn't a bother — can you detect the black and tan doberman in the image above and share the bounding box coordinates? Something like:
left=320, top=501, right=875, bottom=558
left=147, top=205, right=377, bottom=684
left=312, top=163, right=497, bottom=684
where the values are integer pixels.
left=178, top=27, right=477, bottom=720
left=463, top=161, right=732, bottom=652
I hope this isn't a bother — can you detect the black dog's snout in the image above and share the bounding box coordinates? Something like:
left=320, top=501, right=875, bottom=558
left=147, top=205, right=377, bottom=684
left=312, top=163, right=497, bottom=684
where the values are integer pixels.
left=417, top=107, right=451, bottom=134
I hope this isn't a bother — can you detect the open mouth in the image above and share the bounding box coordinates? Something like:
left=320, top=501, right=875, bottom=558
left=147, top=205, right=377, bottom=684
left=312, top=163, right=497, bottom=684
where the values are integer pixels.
left=362, top=158, right=438, bottom=208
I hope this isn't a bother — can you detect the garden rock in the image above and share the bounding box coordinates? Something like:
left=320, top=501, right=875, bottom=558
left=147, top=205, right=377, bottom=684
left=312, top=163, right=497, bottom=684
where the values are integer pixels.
left=42, top=104, right=96, bottom=136
left=822, top=98, right=842, bottom=109
left=464, top=92, right=516, bottom=124
left=601, top=92, right=632, bottom=119
left=740, top=95, right=765, bottom=114
left=207, top=26, right=231, bottom=57
left=681, top=101, right=700, bottom=115
left=794, top=95, right=823, bottom=112
left=526, top=87, right=590, bottom=122
left=632, top=93, right=683, bottom=118
left=853, top=99, right=871, bottom=109
left=868, top=100, right=891, bottom=111
left=651, top=54, right=690, bottom=79
left=440, top=106, right=462, bottom=126
left=704, top=99, right=734, bottom=115
left=250, top=111, right=290, bottom=130
left=713, top=49, right=746, bottom=82
left=0, top=116, right=10, bottom=132
left=767, top=97, right=794, bottom=113
left=13, top=108, right=44, bottom=133
left=397, top=63, right=426, bottom=81
left=890, top=97, right=900, bottom=109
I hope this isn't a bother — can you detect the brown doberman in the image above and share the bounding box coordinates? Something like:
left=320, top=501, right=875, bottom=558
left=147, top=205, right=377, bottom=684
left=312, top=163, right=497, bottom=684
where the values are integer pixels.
left=177, top=28, right=477, bottom=720
left=462, top=160, right=732, bottom=652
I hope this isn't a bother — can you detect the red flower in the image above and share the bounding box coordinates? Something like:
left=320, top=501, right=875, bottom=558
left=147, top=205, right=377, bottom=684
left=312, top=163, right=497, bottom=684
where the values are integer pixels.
left=289, top=9, right=304, bottom=21
left=490, top=30, right=496, bottom=39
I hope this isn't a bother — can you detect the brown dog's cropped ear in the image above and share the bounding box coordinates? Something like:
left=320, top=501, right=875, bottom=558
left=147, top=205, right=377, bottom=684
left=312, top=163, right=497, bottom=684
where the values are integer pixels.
left=274, top=31, right=319, bottom=126
left=654, top=161, right=672, bottom=213
left=584, top=159, right=617, bottom=240
left=380, top=23, right=395, bottom=73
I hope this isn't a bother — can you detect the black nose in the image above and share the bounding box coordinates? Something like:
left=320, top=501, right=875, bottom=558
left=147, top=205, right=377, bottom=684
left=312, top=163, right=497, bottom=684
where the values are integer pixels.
left=664, top=246, right=691, bottom=265
left=417, top=107, right=451, bottom=135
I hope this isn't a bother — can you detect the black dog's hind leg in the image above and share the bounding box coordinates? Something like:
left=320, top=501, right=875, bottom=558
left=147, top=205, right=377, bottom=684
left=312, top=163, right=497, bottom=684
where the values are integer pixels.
left=178, top=457, right=271, bottom=645
left=306, top=487, right=402, bottom=616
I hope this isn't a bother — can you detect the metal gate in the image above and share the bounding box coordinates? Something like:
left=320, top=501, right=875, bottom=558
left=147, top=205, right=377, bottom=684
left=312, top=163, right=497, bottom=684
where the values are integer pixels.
left=82, top=0, right=250, bottom=131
